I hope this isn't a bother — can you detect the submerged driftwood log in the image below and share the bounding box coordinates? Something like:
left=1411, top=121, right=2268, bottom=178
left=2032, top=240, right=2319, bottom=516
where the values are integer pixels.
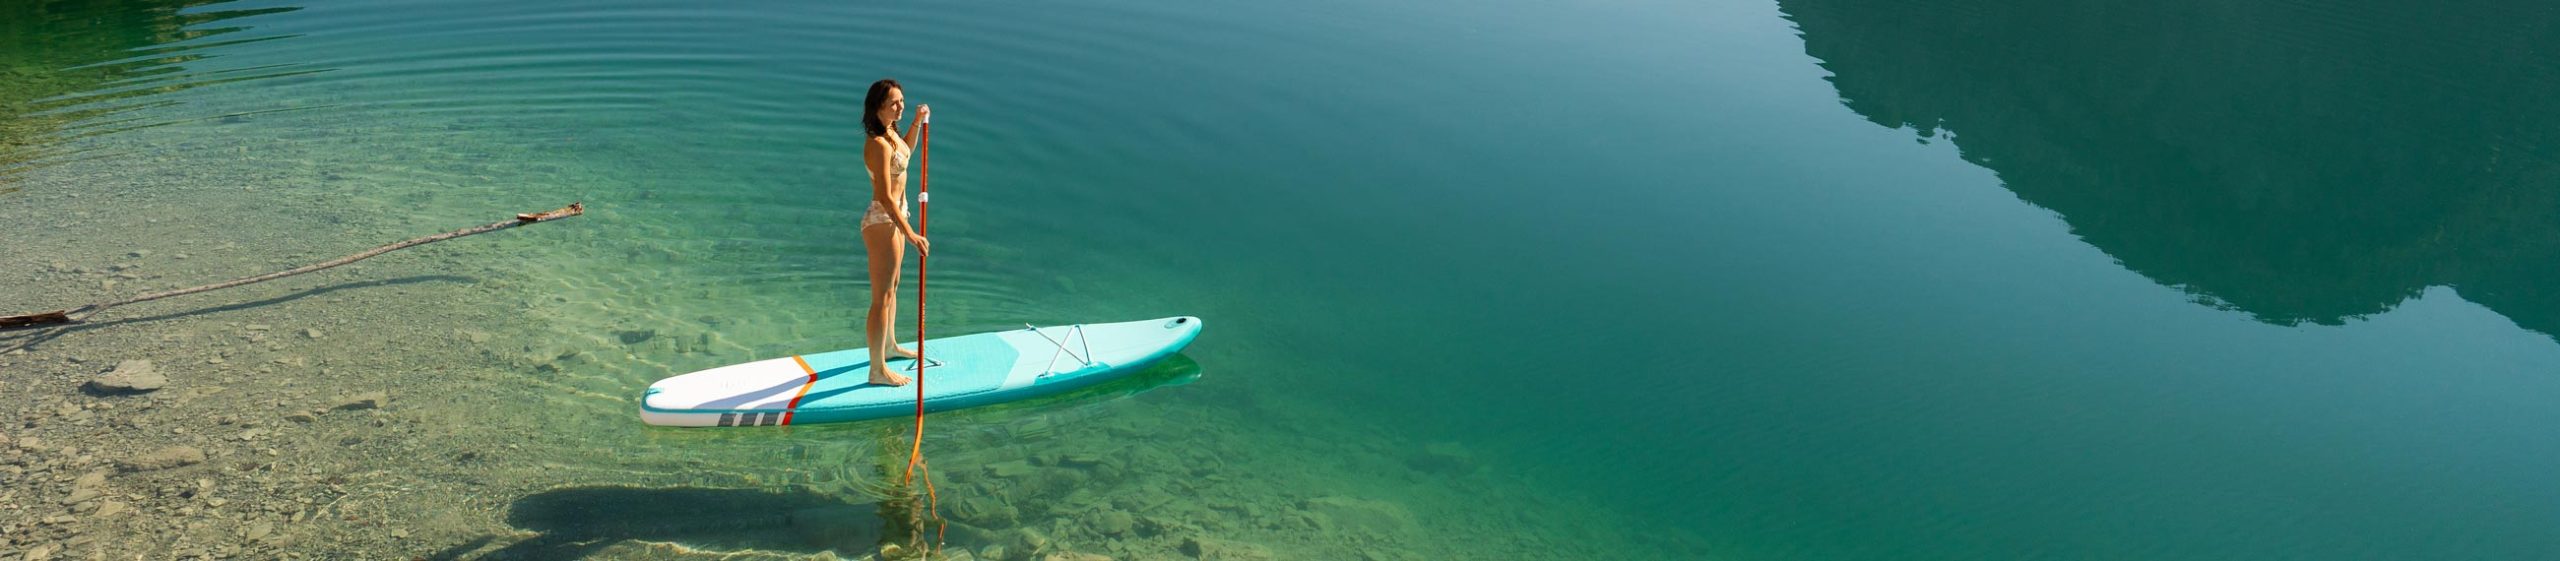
left=1, top=203, right=584, bottom=345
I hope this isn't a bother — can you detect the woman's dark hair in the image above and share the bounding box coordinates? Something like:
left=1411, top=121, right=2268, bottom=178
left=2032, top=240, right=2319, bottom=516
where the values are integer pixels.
left=862, top=79, right=903, bottom=138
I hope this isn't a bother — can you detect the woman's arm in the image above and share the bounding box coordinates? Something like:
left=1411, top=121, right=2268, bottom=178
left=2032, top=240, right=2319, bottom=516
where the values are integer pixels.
left=903, top=104, right=930, bottom=147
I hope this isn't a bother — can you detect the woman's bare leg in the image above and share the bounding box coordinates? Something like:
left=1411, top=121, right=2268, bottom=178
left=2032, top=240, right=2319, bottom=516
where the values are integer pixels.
left=862, top=224, right=911, bottom=386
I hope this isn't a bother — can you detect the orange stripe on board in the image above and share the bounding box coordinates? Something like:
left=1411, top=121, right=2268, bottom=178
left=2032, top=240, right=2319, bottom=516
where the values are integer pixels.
left=781, top=355, right=820, bottom=425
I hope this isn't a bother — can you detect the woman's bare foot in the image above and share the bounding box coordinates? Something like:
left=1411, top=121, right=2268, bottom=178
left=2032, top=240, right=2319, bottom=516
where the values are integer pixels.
left=868, top=367, right=911, bottom=386
left=882, top=345, right=919, bottom=360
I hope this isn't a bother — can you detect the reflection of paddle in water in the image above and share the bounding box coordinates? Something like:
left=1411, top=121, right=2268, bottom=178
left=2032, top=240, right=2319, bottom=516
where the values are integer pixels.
left=868, top=354, right=1203, bottom=558
left=467, top=485, right=882, bottom=560
left=529, top=356, right=1207, bottom=559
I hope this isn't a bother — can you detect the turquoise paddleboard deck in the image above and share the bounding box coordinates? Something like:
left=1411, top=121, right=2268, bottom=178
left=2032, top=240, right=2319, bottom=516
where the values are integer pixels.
left=640, top=317, right=1201, bottom=427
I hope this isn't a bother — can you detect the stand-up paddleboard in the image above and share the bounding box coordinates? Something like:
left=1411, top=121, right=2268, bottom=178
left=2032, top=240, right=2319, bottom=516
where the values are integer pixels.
left=640, top=317, right=1201, bottom=427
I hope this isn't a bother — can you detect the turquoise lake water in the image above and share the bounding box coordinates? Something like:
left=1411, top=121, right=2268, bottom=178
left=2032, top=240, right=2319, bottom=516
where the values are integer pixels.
left=6, top=0, right=2560, bottom=559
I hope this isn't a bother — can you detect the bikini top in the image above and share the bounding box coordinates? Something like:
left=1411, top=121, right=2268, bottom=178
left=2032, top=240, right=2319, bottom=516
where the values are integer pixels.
left=865, top=135, right=912, bottom=184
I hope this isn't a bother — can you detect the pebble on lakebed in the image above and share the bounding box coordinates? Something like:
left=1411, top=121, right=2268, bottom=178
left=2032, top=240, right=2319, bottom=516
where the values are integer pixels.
left=86, top=359, right=168, bottom=394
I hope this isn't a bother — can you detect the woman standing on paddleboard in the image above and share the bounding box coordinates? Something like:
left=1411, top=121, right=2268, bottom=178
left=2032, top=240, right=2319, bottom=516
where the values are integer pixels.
left=860, top=79, right=929, bottom=386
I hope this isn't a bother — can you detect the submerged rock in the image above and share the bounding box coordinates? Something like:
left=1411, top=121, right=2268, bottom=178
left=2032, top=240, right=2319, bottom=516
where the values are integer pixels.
left=986, top=460, right=1036, bottom=479
left=1298, top=496, right=1416, bottom=536
left=954, top=496, right=1019, bottom=526
left=1181, top=536, right=1275, bottom=561
left=117, top=446, right=205, bottom=472
left=63, top=469, right=109, bottom=505
left=1012, top=527, right=1052, bottom=556
left=1094, top=510, right=1133, bottom=535
left=616, top=329, right=656, bottom=345
left=87, top=360, right=167, bottom=394
left=329, top=391, right=388, bottom=411
left=1406, top=441, right=1478, bottom=475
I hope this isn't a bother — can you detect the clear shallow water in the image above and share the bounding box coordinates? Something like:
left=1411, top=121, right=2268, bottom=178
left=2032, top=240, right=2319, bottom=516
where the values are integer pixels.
left=6, top=0, right=2560, bottom=559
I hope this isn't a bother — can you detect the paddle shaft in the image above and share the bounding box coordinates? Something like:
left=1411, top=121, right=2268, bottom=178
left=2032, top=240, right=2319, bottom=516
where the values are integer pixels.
left=914, top=119, right=930, bottom=421
left=898, top=115, right=945, bottom=552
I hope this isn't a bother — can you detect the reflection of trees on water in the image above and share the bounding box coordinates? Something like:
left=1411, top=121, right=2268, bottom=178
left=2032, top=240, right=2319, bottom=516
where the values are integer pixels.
left=1779, top=0, right=2560, bottom=339
left=1, top=0, right=300, bottom=179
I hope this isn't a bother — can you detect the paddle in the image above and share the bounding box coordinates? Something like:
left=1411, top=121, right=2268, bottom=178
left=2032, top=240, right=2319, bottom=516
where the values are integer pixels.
left=902, top=110, right=947, bottom=553
left=908, top=111, right=932, bottom=474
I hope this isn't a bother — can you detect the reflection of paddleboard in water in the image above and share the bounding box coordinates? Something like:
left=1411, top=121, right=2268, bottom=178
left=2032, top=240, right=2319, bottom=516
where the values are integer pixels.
left=640, top=317, right=1202, bottom=427
left=963, top=353, right=1205, bottom=439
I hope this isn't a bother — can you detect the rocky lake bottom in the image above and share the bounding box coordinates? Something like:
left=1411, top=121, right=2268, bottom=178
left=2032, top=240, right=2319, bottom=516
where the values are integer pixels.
left=0, top=125, right=1705, bottom=560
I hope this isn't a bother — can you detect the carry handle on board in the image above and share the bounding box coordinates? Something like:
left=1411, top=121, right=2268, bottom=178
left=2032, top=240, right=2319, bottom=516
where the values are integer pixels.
left=1026, top=323, right=1096, bottom=375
